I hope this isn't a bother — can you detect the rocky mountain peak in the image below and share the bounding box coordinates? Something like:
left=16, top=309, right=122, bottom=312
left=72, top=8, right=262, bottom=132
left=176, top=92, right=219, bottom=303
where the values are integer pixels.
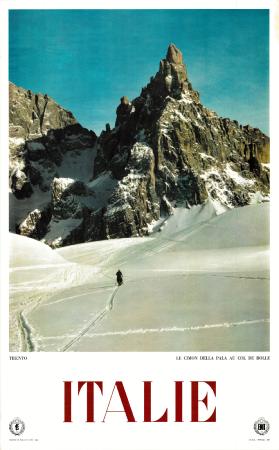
left=120, top=96, right=130, bottom=105
left=115, top=95, right=133, bottom=127
left=9, top=82, right=77, bottom=142
left=9, top=45, right=270, bottom=248
left=9, top=83, right=97, bottom=245
left=140, top=43, right=191, bottom=102
left=91, top=44, right=269, bottom=244
left=166, top=43, right=184, bottom=65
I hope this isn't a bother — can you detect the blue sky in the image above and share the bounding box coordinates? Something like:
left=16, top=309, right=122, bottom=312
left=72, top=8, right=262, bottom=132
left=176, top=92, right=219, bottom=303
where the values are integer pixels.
left=9, top=9, right=269, bottom=135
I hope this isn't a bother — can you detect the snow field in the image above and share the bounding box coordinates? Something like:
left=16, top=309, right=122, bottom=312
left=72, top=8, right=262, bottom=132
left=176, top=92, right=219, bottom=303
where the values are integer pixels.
left=9, top=201, right=269, bottom=351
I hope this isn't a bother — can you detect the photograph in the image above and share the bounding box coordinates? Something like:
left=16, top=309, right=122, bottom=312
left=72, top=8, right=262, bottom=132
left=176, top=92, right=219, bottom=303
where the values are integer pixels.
left=8, top=9, right=270, bottom=352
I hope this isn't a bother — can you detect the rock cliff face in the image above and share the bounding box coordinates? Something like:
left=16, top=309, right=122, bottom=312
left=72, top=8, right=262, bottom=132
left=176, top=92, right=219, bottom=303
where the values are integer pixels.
left=91, top=43, right=269, bottom=239
left=10, top=82, right=75, bottom=198
left=9, top=44, right=270, bottom=247
left=9, top=82, right=97, bottom=246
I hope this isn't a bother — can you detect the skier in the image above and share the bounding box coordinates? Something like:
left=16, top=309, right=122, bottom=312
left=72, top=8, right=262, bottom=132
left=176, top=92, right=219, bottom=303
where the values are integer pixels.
left=116, top=269, right=123, bottom=286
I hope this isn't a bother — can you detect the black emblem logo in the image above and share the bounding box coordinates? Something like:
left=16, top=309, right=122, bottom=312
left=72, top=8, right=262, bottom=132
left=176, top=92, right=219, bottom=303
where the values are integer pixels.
left=254, top=417, right=270, bottom=435
left=9, top=417, right=25, bottom=436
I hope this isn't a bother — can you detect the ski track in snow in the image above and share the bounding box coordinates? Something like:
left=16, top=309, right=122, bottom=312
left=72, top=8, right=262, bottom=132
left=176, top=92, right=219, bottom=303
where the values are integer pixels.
left=60, top=285, right=120, bottom=352
left=39, top=286, right=112, bottom=308
left=38, top=318, right=269, bottom=341
left=17, top=296, right=44, bottom=351
left=148, top=271, right=269, bottom=280
left=19, top=311, right=36, bottom=351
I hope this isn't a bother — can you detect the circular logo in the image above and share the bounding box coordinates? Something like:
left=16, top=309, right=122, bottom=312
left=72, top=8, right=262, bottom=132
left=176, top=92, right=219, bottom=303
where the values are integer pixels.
left=9, top=417, right=25, bottom=436
left=254, top=417, right=270, bottom=435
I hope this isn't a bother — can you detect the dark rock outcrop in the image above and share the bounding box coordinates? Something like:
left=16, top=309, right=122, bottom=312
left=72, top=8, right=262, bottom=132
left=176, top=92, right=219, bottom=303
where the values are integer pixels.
left=9, top=82, right=97, bottom=198
left=9, top=83, right=97, bottom=246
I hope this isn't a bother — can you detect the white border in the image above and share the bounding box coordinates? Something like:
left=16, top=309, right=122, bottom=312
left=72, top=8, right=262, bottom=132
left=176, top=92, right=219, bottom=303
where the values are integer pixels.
left=0, top=0, right=273, bottom=10
left=1, top=2, right=278, bottom=450
left=0, top=4, right=9, bottom=449
left=270, top=3, right=279, bottom=359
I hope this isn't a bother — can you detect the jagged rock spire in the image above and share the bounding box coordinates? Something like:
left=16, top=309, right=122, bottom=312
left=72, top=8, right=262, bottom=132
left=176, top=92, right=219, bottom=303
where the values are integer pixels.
left=136, top=43, right=191, bottom=101
left=166, top=43, right=183, bottom=64
left=157, top=43, right=188, bottom=97
left=115, top=95, right=133, bottom=127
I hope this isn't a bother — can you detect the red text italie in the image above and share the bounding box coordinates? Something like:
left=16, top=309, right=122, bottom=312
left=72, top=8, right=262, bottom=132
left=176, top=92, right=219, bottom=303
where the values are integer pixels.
left=63, top=380, right=217, bottom=423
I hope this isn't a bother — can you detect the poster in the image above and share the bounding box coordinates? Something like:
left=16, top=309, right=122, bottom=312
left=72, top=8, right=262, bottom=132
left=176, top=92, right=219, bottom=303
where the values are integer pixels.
left=0, top=0, right=278, bottom=449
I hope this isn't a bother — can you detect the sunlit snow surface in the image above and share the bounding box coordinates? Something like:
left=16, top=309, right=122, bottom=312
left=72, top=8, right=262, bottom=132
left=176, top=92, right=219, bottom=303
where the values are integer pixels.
left=9, top=202, right=269, bottom=352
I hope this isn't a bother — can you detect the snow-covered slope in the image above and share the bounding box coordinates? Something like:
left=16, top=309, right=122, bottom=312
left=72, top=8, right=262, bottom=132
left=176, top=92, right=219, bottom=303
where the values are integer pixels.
left=9, top=234, right=100, bottom=351
left=9, top=202, right=269, bottom=352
